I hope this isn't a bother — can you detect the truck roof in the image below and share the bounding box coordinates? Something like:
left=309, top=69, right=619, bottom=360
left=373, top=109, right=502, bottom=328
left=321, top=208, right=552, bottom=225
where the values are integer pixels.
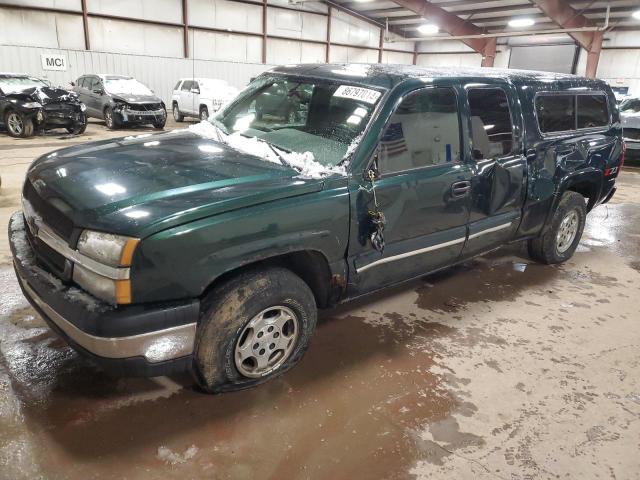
left=268, top=63, right=607, bottom=90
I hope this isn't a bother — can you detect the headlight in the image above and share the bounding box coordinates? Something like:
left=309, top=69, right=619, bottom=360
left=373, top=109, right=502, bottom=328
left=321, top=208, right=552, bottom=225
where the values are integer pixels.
left=80, top=103, right=87, bottom=112
left=74, top=230, right=140, bottom=305
left=22, top=102, right=42, bottom=109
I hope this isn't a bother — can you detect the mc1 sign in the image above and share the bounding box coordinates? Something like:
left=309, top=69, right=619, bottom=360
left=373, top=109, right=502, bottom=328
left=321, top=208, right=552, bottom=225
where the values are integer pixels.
left=41, top=54, right=67, bottom=71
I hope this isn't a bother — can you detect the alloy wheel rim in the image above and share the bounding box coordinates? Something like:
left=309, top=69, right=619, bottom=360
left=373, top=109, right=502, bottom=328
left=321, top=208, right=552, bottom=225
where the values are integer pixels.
left=105, top=110, right=112, bottom=127
left=234, top=306, right=299, bottom=378
left=556, top=210, right=579, bottom=253
left=200, top=110, right=208, bottom=120
left=7, top=113, right=23, bottom=134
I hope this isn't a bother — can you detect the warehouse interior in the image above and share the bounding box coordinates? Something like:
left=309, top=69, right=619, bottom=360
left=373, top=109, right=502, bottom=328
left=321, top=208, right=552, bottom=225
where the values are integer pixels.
left=1, top=0, right=639, bottom=479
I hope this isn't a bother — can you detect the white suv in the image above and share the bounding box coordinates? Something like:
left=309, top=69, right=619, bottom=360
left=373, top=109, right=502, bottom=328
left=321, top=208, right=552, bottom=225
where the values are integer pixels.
left=171, top=78, right=239, bottom=122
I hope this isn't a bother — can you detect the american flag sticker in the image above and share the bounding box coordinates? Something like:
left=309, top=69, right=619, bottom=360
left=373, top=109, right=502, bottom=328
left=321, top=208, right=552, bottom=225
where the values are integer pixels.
left=381, top=122, right=408, bottom=155
left=333, top=85, right=381, bottom=104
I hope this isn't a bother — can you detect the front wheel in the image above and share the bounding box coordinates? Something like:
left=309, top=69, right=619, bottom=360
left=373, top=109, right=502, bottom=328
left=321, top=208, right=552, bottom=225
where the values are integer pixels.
left=199, top=106, right=209, bottom=121
left=66, top=115, right=87, bottom=135
left=528, top=191, right=586, bottom=264
left=4, top=110, right=34, bottom=137
left=104, top=107, right=120, bottom=130
left=193, top=267, right=317, bottom=393
left=152, top=116, right=166, bottom=129
left=173, top=103, right=184, bottom=122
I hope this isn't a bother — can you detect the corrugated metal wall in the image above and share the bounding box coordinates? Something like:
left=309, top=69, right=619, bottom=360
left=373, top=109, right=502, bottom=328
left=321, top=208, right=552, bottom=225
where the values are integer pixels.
left=0, top=44, right=271, bottom=105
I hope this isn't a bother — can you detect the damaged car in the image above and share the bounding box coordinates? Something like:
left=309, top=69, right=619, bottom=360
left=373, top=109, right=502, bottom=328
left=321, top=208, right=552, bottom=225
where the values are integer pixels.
left=0, top=73, right=87, bottom=138
left=72, top=74, right=166, bottom=130
left=620, top=97, right=640, bottom=155
left=9, top=64, right=624, bottom=393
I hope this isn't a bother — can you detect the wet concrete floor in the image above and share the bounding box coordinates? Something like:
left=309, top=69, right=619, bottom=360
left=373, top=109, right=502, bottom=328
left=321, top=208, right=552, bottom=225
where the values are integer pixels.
left=0, top=123, right=639, bottom=479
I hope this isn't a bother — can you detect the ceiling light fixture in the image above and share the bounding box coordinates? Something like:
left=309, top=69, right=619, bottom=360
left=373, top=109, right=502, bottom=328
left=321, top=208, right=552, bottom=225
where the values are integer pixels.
left=633, top=9, right=640, bottom=19
left=418, top=23, right=439, bottom=35
left=508, top=17, right=536, bottom=28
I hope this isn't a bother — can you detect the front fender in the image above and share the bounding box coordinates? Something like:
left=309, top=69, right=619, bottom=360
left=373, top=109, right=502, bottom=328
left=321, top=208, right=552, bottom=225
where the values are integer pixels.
left=130, top=181, right=350, bottom=303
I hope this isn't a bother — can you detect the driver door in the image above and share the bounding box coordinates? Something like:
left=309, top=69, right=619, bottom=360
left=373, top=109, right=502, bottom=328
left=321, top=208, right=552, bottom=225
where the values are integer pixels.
left=348, top=85, right=473, bottom=295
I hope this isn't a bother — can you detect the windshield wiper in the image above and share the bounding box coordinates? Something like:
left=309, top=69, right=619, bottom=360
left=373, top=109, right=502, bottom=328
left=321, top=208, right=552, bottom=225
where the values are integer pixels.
left=260, top=139, right=295, bottom=170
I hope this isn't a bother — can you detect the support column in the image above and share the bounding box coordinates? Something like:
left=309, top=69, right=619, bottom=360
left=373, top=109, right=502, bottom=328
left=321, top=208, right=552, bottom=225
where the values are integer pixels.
left=81, top=0, right=90, bottom=50
left=481, top=38, right=496, bottom=67
left=262, top=0, right=267, bottom=64
left=326, top=5, right=331, bottom=63
left=585, top=30, right=603, bottom=79
left=182, top=0, right=188, bottom=58
left=378, top=29, right=384, bottom=63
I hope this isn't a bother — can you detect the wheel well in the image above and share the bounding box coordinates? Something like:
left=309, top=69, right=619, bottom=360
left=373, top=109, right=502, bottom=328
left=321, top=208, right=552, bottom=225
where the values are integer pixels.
left=202, top=251, right=334, bottom=308
left=565, top=180, right=598, bottom=211
left=199, top=104, right=208, bottom=112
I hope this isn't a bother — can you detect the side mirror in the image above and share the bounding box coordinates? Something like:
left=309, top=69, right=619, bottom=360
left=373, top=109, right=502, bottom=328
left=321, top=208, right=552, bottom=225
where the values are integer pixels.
left=472, top=149, right=484, bottom=160
left=70, top=81, right=75, bottom=87
left=93, top=88, right=104, bottom=95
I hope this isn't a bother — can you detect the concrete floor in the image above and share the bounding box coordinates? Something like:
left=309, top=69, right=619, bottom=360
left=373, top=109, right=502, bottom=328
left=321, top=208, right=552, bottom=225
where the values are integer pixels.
left=0, top=119, right=639, bottom=480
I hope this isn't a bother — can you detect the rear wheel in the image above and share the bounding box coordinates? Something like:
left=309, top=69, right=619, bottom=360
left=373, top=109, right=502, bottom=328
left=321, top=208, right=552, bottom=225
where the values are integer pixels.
left=192, top=267, right=317, bottom=393
left=173, top=103, right=184, bottom=122
left=528, top=191, right=586, bottom=264
left=5, top=110, right=34, bottom=138
left=152, top=116, right=166, bottom=129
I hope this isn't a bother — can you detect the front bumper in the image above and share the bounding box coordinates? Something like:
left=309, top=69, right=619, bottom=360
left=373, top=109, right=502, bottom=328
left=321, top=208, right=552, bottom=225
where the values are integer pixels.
left=118, top=108, right=165, bottom=124
left=8, top=212, right=198, bottom=376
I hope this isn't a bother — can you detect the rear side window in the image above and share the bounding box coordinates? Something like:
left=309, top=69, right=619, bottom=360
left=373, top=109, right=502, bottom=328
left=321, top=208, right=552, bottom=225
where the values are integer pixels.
left=174, top=80, right=182, bottom=90
left=467, top=88, right=514, bottom=159
left=577, top=95, right=608, bottom=129
left=536, top=95, right=575, bottom=133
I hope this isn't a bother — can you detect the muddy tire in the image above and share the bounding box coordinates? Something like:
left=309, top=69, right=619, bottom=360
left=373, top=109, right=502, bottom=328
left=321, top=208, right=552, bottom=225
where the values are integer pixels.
left=4, top=110, right=34, bottom=138
left=192, top=267, right=317, bottom=393
left=528, top=191, right=586, bottom=264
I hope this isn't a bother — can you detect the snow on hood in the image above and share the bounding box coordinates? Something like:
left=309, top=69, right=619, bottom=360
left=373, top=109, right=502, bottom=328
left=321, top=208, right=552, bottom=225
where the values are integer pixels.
left=184, top=121, right=347, bottom=180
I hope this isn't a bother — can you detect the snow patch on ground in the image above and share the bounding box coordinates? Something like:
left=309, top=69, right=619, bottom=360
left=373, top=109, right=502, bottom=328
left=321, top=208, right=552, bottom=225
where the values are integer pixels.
left=187, top=121, right=347, bottom=179
left=156, top=445, right=198, bottom=465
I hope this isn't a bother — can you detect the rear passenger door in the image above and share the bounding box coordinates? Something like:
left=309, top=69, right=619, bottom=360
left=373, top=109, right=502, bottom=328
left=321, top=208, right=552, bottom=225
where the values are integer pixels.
left=462, top=84, right=525, bottom=256
left=349, top=84, right=474, bottom=294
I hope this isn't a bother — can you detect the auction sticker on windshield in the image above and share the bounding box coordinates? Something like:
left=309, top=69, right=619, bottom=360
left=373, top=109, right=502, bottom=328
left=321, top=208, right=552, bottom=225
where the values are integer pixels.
left=333, top=85, right=381, bottom=104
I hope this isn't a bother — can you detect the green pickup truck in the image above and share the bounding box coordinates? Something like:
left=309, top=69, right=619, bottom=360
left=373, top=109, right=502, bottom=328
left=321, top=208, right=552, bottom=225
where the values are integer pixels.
left=9, top=64, right=624, bottom=393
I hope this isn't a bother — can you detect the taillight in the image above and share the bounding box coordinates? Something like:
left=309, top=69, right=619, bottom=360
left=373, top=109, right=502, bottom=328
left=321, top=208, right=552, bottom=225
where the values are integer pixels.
left=605, top=142, right=626, bottom=177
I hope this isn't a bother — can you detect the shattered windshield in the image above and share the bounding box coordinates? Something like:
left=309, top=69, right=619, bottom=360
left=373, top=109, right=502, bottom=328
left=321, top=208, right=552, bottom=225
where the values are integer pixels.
left=0, top=75, right=48, bottom=94
left=214, top=76, right=383, bottom=167
left=104, top=77, right=153, bottom=96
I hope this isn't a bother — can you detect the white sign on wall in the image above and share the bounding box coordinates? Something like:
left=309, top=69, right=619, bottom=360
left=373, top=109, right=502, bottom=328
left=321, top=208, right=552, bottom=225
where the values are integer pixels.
left=41, top=53, right=67, bottom=71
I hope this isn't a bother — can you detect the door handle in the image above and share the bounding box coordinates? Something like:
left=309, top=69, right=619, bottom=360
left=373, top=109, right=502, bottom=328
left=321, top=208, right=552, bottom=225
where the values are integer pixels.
left=451, top=181, right=471, bottom=198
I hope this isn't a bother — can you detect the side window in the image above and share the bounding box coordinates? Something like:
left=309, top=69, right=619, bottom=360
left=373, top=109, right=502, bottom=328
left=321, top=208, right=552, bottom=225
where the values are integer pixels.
left=379, top=87, right=460, bottom=173
left=174, top=80, right=182, bottom=90
left=192, top=81, right=199, bottom=91
left=577, top=94, right=608, bottom=129
left=90, top=77, right=102, bottom=91
left=181, top=80, right=192, bottom=92
left=76, top=77, right=85, bottom=88
left=467, top=88, right=514, bottom=159
left=536, top=95, right=575, bottom=133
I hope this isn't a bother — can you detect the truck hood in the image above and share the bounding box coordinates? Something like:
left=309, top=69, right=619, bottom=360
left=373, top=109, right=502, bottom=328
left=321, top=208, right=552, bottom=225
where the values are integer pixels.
left=7, top=86, right=81, bottom=105
left=26, top=131, right=325, bottom=238
left=111, top=93, right=162, bottom=104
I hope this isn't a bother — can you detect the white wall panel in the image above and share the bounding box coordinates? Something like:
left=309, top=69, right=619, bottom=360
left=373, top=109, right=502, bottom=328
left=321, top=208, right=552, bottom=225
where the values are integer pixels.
left=330, top=45, right=379, bottom=63
left=0, top=44, right=271, bottom=105
left=596, top=49, right=640, bottom=96
left=266, top=38, right=325, bottom=65
left=0, top=9, right=85, bottom=49
left=494, top=50, right=510, bottom=69
left=381, top=51, right=413, bottom=65
left=267, top=0, right=328, bottom=14
left=87, top=0, right=182, bottom=24
left=330, top=10, right=379, bottom=49
left=88, top=17, right=183, bottom=57
left=191, top=30, right=262, bottom=63
left=416, top=52, right=482, bottom=68
left=0, top=0, right=79, bottom=10
left=188, top=0, right=262, bottom=33
left=267, top=8, right=327, bottom=42
left=418, top=39, right=476, bottom=53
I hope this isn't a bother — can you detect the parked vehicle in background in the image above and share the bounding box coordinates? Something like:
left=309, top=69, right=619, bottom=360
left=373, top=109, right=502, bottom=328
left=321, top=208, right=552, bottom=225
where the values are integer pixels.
left=0, top=73, right=87, bottom=137
left=171, top=78, right=239, bottom=122
left=9, top=64, right=624, bottom=393
left=620, top=97, right=640, bottom=153
left=72, top=74, right=166, bottom=129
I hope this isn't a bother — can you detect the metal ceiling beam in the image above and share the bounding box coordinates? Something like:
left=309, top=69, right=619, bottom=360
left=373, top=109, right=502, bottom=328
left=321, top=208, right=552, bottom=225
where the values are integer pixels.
left=530, top=0, right=605, bottom=78
left=391, top=0, right=497, bottom=66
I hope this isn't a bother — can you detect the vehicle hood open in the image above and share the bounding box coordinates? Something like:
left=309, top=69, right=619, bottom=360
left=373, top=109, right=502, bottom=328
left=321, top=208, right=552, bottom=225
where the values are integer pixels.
left=25, top=131, right=326, bottom=238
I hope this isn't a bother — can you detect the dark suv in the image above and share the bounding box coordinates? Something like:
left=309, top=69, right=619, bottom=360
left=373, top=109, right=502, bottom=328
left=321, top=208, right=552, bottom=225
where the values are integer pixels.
left=0, top=73, right=87, bottom=137
left=9, top=64, right=623, bottom=393
left=72, top=74, right=166, bottom=129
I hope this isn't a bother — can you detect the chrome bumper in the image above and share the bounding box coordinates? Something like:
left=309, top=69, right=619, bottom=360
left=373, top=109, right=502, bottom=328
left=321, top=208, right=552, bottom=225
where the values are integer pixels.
left=19, top=275, right=196, bottom=363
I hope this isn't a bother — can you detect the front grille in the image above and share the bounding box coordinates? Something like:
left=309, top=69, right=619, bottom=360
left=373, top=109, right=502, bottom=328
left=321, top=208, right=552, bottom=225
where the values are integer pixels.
left=44, top=103, right=76, bottom=114
left=23, top=180, right=74, bottom=241
left=623, top=128, right=640, bottom=141
left=24, top=222, right=67, bottom=277
left=128, top=103, right=162, bottom=111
